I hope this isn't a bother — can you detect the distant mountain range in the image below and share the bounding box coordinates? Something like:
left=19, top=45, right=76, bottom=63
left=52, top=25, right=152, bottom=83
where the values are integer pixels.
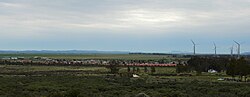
left=0, top=50, right=130, bottom=54
left=170, top=51, right=192, bottom=54
left=0, top=50, right=249, bottom=55
left=242, top=52, right=250, bottom=55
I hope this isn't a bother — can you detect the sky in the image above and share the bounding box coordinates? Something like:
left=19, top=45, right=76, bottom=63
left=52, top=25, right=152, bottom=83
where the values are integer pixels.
left=0, top=0, right=250, bottom=54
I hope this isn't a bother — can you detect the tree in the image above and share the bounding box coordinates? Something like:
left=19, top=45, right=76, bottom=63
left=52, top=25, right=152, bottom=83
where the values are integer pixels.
left=226, top=58, right=237, bottom=78
left=144, top=67, right=148, bottom=72
left=187, top=57, right=230, bottom=75
left=226, top=57, right=250, bottom=81
left=176, top=63, right=190, bottom=73
left=187, top=57, right=203, bottom=75
left=133, top=66, right=136, bottom=73
left=151, top=67, right=156, bottom=73
left=136, top=67, right=140, bottom=72
left=127, top=66, right=131, bottom=72
left=106, top=60, right=120, bottom=74
left=236, top=57, right=250, bottom=81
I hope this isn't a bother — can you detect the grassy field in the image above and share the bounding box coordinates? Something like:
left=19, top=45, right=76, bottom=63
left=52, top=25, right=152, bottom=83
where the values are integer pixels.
left=0, top=54, right=249, bottom=97
left=1, top=65, right=250, bottom=97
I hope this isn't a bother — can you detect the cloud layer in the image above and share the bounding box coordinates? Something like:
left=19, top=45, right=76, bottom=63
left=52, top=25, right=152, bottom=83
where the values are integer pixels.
left=0, top=0, right=250, bottom=53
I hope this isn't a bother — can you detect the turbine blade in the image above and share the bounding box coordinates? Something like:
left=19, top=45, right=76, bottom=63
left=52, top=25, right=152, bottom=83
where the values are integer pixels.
left=233, top=40, right=240, bottom=45
left=191, top=40, right=195, bottom=45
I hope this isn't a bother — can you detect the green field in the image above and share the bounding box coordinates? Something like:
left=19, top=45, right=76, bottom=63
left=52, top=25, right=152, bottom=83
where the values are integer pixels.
left=0, top=54, right=249, bottom=97
left=1, top=65, right=250, bottom=97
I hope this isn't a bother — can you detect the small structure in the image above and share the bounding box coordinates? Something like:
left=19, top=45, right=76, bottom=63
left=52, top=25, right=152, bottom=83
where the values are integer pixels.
left=208, top=69, right=217, bottom=73
left=133, top=74, right=140, bottom=78
left=10, top=57, right=18, bottom=60
left=217, top=78, right=224, bottom=81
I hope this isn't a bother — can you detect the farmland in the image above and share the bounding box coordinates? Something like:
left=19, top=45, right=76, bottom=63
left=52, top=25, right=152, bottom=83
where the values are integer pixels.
left=0, top=54, right=250, bottom=97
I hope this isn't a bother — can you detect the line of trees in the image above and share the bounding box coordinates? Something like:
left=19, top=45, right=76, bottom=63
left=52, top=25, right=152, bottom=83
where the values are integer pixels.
left=177, top=57, right=230, bottom=75
left=106, top=60, right=157, bottom=74
left=177, top=57, right=250, bottom=81
left=226, top=57, right=250, bottom=81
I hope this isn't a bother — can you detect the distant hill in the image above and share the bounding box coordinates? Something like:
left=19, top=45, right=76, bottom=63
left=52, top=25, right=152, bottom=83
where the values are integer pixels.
left=170, top=51, right=192, bottom=55
left=242, top=52, right=250, bottom=55
left=0, top=50, right=129, bottom=54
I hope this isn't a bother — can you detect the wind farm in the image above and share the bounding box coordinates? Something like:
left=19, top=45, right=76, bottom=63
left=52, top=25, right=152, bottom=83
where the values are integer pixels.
left=0, top=40, right=249, bottom=97
left=1, top=0, right=250, bottom=97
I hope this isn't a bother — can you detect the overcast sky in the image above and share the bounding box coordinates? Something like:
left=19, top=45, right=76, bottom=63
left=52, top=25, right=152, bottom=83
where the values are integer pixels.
left=0, top=0, right=250, bottom=54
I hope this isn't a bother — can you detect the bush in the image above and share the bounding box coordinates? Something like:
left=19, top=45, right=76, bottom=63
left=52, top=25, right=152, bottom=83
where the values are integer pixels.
left=48, top=92, right=64, bottom=97
left=65, top=89, right=81, bottom=97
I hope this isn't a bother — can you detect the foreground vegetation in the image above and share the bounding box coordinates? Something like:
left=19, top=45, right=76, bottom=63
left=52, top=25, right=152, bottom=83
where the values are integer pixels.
left=1, top=65, right=250, bottom=97
left=2, top=75, right=250, bottom=97
left=1, top=54, right=250, bottom=97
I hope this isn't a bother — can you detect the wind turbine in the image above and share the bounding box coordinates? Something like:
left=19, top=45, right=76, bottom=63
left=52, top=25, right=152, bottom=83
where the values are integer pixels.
left=213, top=42, right=217, bottom=57
left=233, top=41, right=240, bottom=59
left=191, top=40, right=196, bottom=55
left=230, top=45, right=234, bottom=57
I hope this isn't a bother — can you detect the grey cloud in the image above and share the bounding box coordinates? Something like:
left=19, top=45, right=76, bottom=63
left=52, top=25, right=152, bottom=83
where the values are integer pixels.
left=0, top=0, right=249, bottom=38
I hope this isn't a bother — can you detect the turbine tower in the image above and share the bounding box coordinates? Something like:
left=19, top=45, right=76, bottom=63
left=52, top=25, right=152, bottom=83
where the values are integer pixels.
left=230, top=45, right=234, bottom=57
left=191, top=40, right=196, bottom=55
left=213, top=42, right=217, bottom=57
left=234, top=41, right=240, bottom=59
